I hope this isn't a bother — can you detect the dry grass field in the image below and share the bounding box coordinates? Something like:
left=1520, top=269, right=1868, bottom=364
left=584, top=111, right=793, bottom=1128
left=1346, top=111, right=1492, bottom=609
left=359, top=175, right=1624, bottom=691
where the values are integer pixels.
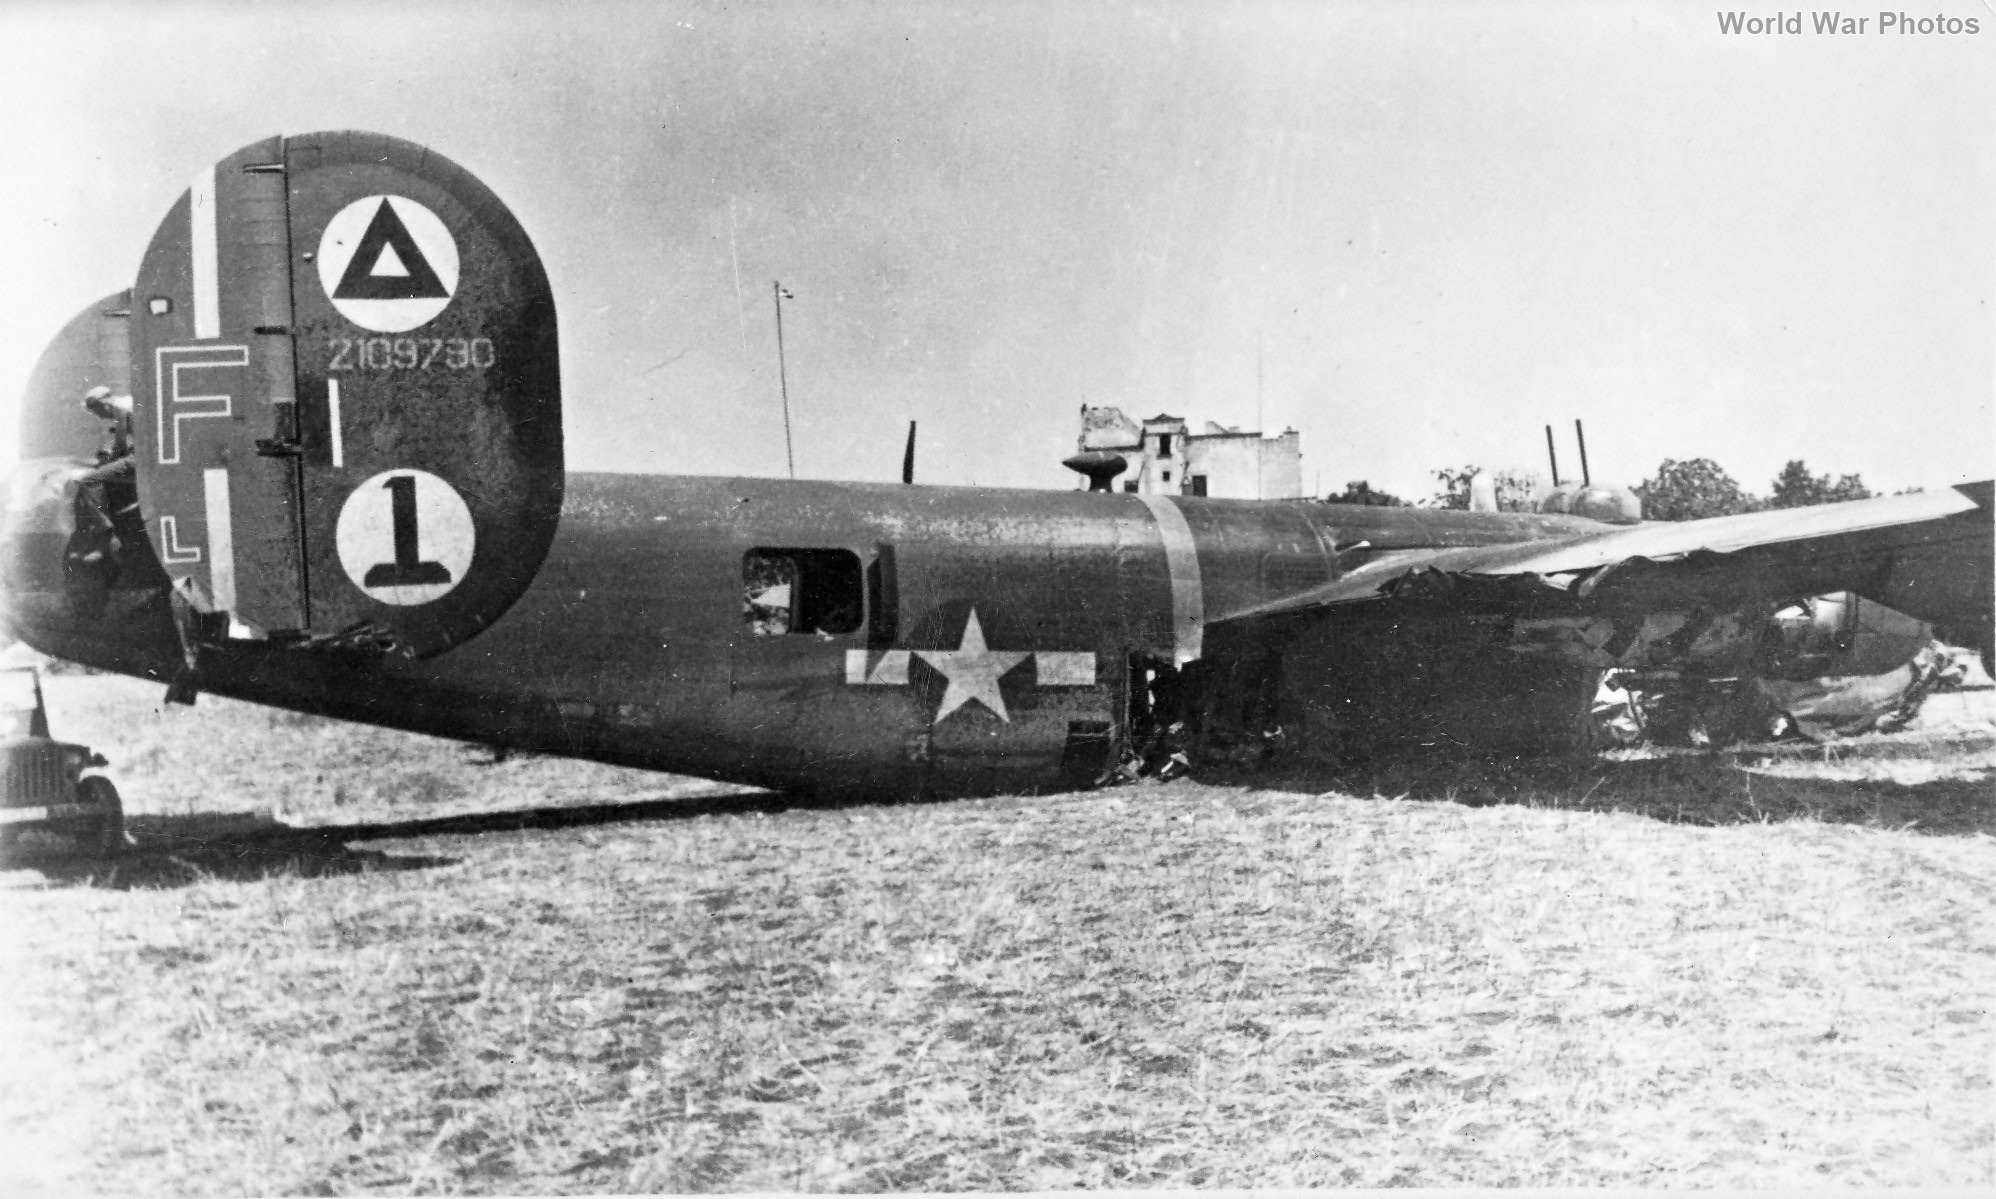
left=2, top=673, right=1993, bottom=1194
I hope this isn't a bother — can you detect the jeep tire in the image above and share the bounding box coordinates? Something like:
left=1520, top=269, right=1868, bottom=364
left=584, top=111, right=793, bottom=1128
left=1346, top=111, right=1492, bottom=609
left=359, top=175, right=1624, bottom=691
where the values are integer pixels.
left=76, top=776, right=124, bottom=859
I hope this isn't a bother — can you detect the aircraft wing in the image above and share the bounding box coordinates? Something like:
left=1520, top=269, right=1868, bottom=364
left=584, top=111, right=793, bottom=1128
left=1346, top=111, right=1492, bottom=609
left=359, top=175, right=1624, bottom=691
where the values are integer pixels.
left=1217, top=483, right=1993, bottom=640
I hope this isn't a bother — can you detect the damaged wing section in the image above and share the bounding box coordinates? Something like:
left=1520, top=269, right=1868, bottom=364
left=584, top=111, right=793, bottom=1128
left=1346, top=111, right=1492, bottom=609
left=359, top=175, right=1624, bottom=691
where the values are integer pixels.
left=1219, top=483, right=1993, bottom=668
left=1175, top=483, right=1992, bottom=763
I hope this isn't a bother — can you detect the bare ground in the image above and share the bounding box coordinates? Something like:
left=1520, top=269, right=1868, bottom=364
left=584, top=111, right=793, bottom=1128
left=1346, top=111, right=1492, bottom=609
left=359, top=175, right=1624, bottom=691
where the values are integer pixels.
left=1, top=675, right=1992, bottom=1193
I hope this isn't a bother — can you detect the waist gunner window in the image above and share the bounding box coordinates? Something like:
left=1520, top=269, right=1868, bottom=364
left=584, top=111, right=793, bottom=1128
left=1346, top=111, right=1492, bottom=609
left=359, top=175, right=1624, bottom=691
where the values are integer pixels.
left=742, top=548, right=864, bottom=636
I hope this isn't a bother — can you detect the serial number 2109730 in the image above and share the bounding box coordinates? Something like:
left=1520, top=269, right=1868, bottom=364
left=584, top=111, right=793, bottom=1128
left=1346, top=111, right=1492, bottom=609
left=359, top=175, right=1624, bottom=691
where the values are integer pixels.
left=327, top=336, right=496, bottom=372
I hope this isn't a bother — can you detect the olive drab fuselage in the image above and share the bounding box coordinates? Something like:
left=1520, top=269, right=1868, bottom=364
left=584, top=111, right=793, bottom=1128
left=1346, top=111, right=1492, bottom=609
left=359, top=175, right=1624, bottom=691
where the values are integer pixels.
left=0, top=450, right=1611, bottom=797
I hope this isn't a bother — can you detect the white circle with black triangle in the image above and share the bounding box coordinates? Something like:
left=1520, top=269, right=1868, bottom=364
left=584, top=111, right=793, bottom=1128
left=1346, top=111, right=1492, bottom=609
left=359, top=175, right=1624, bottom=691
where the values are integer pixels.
left=316, top=196, right=461, bottom=333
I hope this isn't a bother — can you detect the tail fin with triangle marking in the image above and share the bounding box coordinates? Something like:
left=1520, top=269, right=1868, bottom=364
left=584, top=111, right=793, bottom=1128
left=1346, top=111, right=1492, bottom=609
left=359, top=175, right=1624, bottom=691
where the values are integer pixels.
left=127, top=131, right=563, bottom=657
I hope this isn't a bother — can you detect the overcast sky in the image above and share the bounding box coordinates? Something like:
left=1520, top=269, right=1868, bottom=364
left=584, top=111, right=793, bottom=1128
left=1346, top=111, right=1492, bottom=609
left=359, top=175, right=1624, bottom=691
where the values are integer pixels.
left=1, top=0, right=1988, bottom=501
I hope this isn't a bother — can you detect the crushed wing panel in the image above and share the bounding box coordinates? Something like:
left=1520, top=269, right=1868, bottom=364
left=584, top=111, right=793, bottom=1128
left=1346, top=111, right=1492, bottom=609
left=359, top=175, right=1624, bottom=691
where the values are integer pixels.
left=1219, top=484, right=1991, bottom=637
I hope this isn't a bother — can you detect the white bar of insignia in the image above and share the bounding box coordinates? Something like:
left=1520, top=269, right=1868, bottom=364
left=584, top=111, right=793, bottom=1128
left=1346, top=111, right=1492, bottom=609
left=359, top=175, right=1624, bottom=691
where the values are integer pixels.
left=846, top=650, right=911, bottom=686
left=1035, top=652, right=1095, bottom=685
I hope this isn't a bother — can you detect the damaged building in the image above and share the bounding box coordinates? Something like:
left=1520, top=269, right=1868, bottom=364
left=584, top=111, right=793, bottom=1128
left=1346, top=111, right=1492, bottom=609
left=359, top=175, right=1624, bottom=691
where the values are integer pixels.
left=1077, top=406, right=1303, bottom=499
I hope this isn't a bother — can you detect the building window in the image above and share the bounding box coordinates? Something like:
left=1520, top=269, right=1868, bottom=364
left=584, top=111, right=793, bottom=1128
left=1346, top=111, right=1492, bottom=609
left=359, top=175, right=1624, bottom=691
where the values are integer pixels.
left=1157, top=433, right=1173, bottom=456
left=1161, top=470, right=1172, bottom=484
left=1122, top=480, right=1138, bottom=493
left=743, top=548, right=863, bottom=636
left=1188, top=474, right=1208, bottom=497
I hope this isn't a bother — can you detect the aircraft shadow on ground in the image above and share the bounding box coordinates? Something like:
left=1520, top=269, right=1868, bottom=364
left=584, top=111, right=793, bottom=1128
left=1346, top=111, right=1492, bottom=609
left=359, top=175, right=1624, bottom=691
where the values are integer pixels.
left=4, top=789, right=891, bottom=891
left=1241, top=737, right=1996, bottom=837
left=295, top=788, right=867, bottom=844
left=10, top=737, right=1988, bottom=890
left=7, top=828, right=459, bottom=891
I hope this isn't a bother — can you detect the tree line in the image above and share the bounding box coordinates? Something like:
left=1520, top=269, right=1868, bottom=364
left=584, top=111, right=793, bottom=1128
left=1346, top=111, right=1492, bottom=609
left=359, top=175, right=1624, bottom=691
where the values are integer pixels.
left=1324, top=459, right=1891, bottom=521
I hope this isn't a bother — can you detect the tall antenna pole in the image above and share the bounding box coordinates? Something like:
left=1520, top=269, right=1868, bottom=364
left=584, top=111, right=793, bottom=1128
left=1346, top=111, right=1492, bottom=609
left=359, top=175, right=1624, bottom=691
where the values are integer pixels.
left=1544, top=424, right=1562, bottom=487
left=1574, top=418, right=1591, bottom=486
left=774, top=280, right=795, bottom=480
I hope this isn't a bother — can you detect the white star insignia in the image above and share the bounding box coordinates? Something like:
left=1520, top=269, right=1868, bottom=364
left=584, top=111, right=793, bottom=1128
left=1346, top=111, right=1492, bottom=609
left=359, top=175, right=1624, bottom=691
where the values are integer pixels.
left=915, top=608, right=1029, bottom=723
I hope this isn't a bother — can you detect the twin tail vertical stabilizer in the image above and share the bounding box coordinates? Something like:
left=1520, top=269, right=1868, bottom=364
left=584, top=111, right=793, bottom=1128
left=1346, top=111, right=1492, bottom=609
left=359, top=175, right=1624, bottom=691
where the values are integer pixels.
left=127, top=132, right=564, bottom=657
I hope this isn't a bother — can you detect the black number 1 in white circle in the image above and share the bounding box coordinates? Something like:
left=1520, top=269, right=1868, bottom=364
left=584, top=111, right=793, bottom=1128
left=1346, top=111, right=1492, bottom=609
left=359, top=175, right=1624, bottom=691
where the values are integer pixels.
left=337, top=468, right=474, bottom=606
left=362, top=475, right=452, bottom=587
